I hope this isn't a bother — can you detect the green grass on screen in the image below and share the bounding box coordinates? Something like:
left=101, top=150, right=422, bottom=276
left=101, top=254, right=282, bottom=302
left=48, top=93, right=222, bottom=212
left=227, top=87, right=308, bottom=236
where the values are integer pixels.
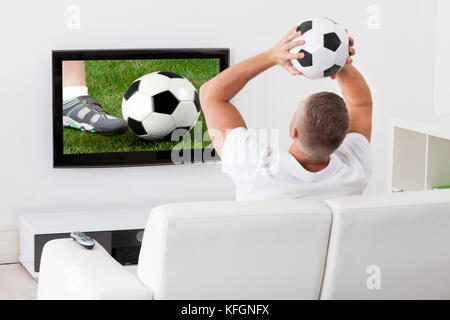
left=63, top=58, right=220, bottom=154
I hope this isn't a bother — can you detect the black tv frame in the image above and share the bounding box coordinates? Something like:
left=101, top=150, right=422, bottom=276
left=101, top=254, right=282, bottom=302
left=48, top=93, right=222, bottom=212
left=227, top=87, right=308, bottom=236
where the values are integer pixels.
left=52, top=48, right=229, bottom=168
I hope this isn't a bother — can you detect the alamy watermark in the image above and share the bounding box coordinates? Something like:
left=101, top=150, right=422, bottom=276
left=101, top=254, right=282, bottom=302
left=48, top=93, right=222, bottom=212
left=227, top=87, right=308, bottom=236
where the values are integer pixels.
left=366, top=265, right=382, bottom=290
left=65, top=265, right=81, bottom=290
left=66, top=5, right=81, bottom=31
left=366, top=4, right=381, bottom=30
left=170, top=121, right=280, bottom=175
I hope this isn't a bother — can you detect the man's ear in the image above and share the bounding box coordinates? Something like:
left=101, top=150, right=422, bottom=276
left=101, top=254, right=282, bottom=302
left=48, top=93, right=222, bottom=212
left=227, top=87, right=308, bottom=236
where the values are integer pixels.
left=290, top=112, right=298, bottom=139
left=290, top=126, right=298, bottom=139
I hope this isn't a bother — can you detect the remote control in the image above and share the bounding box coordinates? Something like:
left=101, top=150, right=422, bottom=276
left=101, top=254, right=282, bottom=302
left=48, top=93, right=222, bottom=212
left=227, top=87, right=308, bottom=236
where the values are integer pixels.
left=70, top=232, right=95, bottom=250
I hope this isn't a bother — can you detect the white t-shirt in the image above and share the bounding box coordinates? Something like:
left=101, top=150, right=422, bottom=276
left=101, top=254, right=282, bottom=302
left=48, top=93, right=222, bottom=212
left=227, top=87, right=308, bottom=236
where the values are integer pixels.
left=221, top=127, right=373, bottom=201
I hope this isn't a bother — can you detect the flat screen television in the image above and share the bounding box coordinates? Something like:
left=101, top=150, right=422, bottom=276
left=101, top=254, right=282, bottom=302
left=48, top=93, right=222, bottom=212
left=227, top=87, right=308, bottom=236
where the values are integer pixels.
left=52, top=48, right=229, bottom=168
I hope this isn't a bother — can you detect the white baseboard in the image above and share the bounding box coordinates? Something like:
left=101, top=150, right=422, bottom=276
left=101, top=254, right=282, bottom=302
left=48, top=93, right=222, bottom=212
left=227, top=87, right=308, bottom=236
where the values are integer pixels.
left=0, top=230, right=19, bottom=264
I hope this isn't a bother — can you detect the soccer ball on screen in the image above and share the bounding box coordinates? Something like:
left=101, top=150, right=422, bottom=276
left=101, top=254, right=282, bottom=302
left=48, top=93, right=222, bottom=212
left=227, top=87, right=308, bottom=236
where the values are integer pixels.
left=122, top=71, right=201, bottom=141
left=290, top=17, right=349, bottom=79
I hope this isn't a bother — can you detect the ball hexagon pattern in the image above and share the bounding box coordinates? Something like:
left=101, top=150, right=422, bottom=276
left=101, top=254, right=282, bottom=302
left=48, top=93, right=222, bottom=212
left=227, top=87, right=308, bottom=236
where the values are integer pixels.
left=289, top=17, right=349, bottom=79
left=153, top=90, right=179, bottom=115
left=121, top=71, right=201, bottom=141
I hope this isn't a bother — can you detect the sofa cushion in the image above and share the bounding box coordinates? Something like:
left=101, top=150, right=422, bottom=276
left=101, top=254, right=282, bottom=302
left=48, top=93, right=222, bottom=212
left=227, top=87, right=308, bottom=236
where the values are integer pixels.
left=322, top=190, right=450, bottom=299
left=138, top=199, right=332, bottom=299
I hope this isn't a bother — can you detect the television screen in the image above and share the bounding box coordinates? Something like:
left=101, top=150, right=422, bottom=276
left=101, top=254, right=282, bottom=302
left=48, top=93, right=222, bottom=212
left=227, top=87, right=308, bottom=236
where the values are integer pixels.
left=52, top=49, right=229, bottom=167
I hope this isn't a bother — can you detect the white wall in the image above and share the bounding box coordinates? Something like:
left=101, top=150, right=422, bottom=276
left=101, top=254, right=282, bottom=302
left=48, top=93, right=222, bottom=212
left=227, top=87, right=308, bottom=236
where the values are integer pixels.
left=0, top=0, right=438, bottom=231
left=434, top=0, right=450, bottom=114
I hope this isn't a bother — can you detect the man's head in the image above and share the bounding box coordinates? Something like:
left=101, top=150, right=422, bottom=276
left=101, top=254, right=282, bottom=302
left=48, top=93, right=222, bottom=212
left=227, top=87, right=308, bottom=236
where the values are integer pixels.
left=290, top=92, right=350, bottom=161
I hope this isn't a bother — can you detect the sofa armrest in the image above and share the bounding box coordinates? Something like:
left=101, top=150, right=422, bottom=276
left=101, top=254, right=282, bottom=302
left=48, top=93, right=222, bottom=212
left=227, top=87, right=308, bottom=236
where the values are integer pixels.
left=37, top=239, right=153, bottom=300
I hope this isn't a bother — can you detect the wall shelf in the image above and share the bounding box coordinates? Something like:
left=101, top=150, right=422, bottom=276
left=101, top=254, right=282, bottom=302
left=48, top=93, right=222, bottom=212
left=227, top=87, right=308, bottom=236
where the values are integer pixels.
left=389, top=115, right=450, bottom=193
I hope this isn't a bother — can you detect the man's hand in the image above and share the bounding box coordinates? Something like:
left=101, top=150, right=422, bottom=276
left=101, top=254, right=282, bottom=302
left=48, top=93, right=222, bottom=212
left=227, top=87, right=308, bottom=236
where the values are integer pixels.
left=347, top=35, right=356, bottom=64
left=267, top=26, right=306, bottom=76
left=331, top=32, right=355, bottom=79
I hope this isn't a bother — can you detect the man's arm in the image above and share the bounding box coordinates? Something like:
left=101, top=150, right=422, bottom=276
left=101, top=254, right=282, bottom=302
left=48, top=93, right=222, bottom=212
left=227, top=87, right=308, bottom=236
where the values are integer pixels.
left=336, top=63, right=373, bottom=142
left=200, top=26, right=305, bottom=156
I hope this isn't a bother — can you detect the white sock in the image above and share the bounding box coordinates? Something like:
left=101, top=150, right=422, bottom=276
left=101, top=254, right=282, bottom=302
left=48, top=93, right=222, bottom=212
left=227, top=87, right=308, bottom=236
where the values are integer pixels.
left=63, top=86, right=88, bottom=102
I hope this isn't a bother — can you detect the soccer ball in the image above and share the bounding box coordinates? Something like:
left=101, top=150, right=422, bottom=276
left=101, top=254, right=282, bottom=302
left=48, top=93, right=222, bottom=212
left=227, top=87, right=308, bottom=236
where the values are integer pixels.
left=290, top=18, right=349, bottom=79
left=122, top=71, right=201, bottom=141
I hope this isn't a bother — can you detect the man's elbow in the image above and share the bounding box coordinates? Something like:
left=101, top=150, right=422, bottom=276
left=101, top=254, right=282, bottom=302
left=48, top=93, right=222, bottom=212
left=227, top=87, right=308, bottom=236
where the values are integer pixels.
left=347, top=95, right=373, bottom=109
left=199, top=82, right=212, bottom=106
left=363, top=97, right=373, bottom=109
left=365, top=90, right=373, bottom=108
left=199, top=82, right=211, bottom=101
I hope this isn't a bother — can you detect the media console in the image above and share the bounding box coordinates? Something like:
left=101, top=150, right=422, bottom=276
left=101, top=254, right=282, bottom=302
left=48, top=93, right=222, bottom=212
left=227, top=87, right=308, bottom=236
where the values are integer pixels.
left=19, top=208, right=150, bottom=278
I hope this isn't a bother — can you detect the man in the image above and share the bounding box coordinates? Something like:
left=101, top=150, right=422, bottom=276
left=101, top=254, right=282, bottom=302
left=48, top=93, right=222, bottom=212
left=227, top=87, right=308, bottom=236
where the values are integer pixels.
left=199, top=26, right=373, bottom=200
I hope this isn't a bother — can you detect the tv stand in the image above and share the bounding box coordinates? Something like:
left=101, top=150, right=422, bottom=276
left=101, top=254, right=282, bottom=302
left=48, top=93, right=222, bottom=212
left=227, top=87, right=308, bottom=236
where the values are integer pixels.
left=19, top=208, right=150, bottom=278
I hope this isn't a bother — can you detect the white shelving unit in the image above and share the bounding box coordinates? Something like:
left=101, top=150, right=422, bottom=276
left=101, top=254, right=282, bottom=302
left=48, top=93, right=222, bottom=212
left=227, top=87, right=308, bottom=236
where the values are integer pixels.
left=389, top=115, right=450, bottom=193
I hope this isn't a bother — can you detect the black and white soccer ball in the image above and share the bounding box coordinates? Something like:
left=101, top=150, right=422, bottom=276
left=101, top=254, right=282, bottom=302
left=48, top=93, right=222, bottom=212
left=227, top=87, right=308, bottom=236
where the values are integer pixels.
left=290, top=18, right=349, bottom=79
left=122, top=71, right=201, bottom=141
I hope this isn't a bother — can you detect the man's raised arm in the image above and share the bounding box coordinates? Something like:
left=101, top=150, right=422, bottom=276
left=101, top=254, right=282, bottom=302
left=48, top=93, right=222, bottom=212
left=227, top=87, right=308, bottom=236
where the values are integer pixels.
left=336, top=63, right=373, bottom=142
left=200, top=26, right=305, bottom=156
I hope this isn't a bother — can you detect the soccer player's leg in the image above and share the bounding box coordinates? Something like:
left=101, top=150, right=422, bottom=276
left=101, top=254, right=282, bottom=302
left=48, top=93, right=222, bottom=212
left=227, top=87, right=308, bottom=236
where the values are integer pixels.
left=62, top=61, right=128, bottom=133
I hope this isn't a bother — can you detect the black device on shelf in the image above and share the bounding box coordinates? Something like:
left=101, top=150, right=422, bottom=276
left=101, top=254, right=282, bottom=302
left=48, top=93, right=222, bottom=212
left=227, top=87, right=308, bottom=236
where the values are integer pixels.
left=34, top=229, right=145, bottom=272
left=53, top=48, right=229, bottom=168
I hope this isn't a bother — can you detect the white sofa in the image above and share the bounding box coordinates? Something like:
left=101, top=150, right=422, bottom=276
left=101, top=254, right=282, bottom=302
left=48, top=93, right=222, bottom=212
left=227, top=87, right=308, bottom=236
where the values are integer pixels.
left=37, top=190, right=450, bottom=300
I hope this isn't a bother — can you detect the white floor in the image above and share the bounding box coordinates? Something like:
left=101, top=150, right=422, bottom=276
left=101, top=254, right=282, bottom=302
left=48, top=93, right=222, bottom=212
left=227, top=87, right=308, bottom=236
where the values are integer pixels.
left=0, top=264, right=37, bottom=300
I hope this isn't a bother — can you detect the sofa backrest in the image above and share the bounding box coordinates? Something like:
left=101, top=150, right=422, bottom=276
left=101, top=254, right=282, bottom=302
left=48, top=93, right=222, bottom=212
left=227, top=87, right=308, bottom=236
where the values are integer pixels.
left=321, top=190, right=450, bottom=299
left=138, top=199, right=332, bottom=300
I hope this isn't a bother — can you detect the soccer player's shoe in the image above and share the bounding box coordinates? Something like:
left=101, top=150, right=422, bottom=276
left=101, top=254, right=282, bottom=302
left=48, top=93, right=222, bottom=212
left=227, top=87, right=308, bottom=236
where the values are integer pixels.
left=63, top=95, right=128, bottom=133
